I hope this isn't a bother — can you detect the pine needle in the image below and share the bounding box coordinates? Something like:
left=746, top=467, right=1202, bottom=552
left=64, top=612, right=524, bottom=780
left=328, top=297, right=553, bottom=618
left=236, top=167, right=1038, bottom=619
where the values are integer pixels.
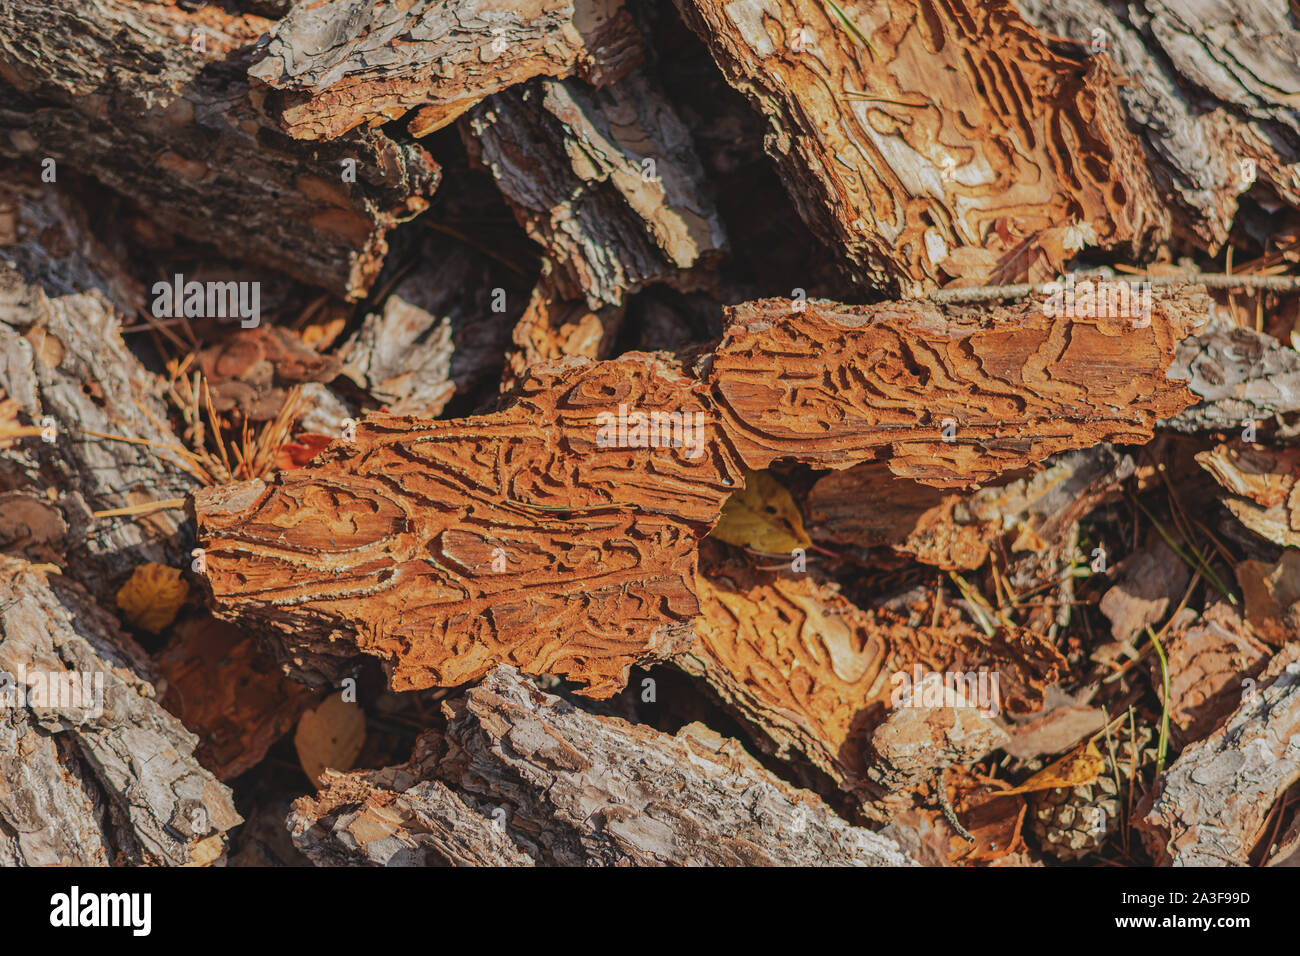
left=825, top=0, right=880, bottom=57
left=1146, top=626, right=1172, bottom=777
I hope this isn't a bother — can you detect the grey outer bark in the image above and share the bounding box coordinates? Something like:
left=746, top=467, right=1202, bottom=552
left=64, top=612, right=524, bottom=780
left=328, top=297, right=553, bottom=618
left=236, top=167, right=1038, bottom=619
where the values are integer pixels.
left=1163, top=319, right=1300, bottom=431
left=1139, top=644, right=1300, bottom=866
left=0, top=181, right=194, bottom=599
left=465, top=70, right=728, bottom=308
left=289, top=665, right=914, bottom=866
left=0, top=557, right=241, bottom=866
left=0, top=0, right=439, bottom=300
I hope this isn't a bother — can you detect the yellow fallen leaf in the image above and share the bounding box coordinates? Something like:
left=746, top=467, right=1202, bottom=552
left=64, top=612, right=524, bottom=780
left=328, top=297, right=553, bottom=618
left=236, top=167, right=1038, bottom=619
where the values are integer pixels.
left=294, top=692, right=366, bottom=787
left=709, top=470, right=811, bottom=554
left=115, top=562, right=188, bottom=634
left=993, top=742, right=1106, bottom=797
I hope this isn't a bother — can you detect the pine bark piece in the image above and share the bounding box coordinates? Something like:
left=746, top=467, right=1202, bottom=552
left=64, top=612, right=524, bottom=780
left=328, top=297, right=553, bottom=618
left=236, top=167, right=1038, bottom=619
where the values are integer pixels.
left=248, top=0, right=644, bottom=140
left=1195, top=442, right=1300, bottom=548
left=194, top=354, right=743, bottom=698
left=672, top=0, right=1167, bottom=292
left=156, top=616, right=321, bottom=781
left=807, top=446, right=1131, bottom=569
left=0, top=0, right=439, bottom=300
left=290, top=665, right=915, bottom=866
left=465, top=71, right=728, bottom=308
left=1150, top=603, right=1269, bottom=745
left=1235, top=550, right=1300, bottom=647
left=198, top=326, right=342, bottom=422
left=499, top=278, right=624, bottom=393
left=340, top=235, right=518, bottom=416
left=1164, top=322, right=1300, bottom=432
left=1099, top=538, right=1191, bottom=645
left=866, top=675, right=1010, bottom=792
left=289, top=772, right=536, bottom=867
left=707, top=293, right=1205, bottom=486
left=0, top=183, right=195, bottom=597
left=675, top=562, right=1063, bottom=800
left=1139, top=644, right=1300, bottom=867
left=0, top=558, right=241, bottom=866
left=1013, top=0, right=1300, bottom=248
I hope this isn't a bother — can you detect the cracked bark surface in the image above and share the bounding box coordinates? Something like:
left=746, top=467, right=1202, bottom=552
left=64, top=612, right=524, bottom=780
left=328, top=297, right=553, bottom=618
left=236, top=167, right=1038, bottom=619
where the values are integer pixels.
left=0, top=180, right=195, bottom=599
left=1139, top=644, right=1300, bottom=866
left=0, top=557, right=241, bottom=867
left=248, top=0, right=644, bottom=140
left=0, top=0, right=439, bottom=300
left=287, top=664, right=914, bottom=866
left=194, top=291, right=1205, bottom=699
left=464, top=69, right=728, bottom=308
left=672, top=0, right=1167, bottom=292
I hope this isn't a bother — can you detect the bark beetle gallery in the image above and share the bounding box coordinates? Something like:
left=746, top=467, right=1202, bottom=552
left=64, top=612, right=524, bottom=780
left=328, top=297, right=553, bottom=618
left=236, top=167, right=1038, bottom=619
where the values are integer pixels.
left=2, top=0, right=1300, bottom=871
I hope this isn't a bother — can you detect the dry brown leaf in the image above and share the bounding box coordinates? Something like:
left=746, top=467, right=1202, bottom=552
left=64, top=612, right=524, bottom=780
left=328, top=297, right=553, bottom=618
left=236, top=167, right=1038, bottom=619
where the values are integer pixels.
left=709, top=470, right=810, bottom=554
left=294, top=692, right=366, bottom=787
left=115, top=562, right=188, bottom=634
left=995, top=742, right=1106, bottom=796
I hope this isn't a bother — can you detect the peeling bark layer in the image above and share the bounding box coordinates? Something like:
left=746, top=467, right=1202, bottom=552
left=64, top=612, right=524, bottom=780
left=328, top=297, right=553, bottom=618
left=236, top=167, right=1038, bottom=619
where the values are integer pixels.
left=707, top=294, right=1204, bottom=485
left=0, top=0, right=439, bottom=300
left=0, top=558, right=241, bottom=866
left=288, top=665, right=914, bottom=866
left=1016, top=0, right=1300, bottom=248
left=465, top=70, right=727, bottom=308
left=249, top=0, right=643, bottom=139
left=807, top=446, right=1132, bottom=569
left=194, top=354, right=742, bottom=698
left=673, top=0, right=1167, bottom=291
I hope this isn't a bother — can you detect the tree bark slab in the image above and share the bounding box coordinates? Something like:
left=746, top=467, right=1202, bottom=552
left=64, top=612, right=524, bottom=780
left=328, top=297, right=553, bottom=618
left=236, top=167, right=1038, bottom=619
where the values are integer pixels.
left=248, top=0, right=644, bottom=139
left=0, top=0, right=439, bottom=300
left=0, top=558, right=241, bottom=866
left=288, top=664, right=914, bottom=866
left=673, top=0, right=1167, bottom=291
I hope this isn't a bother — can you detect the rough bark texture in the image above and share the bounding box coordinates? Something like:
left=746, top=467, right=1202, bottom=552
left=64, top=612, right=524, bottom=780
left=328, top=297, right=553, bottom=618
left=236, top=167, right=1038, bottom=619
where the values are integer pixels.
left=248, top=0, right=644, bottom=140
left=1139, top=644, right=1300, bottom=866
left=807, top=445, right=1132, bottom=569
left=0, top=0, right=439, bottom=300
left=1015, top=0, right=1300, bottom=248
left=675, top=560, right=1063, bottom=802
left=288, top=665, right=914, bottom=866
left=464, top=70, right=728, bottom=308
left=0, top=179, right=195, bottom=598
left=194, top=354, right=742, bottom=698
left=673, top=0, right=1168, bottom=292
left=706, top=293, right=1205, bottom=485
left=499, top=277, right=623, bottom=393
left=339, top=235, right=520, bottom=416
left=1164, top=320, right=1300, bottom=432
left=0, top=557, right=241, bottom=866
